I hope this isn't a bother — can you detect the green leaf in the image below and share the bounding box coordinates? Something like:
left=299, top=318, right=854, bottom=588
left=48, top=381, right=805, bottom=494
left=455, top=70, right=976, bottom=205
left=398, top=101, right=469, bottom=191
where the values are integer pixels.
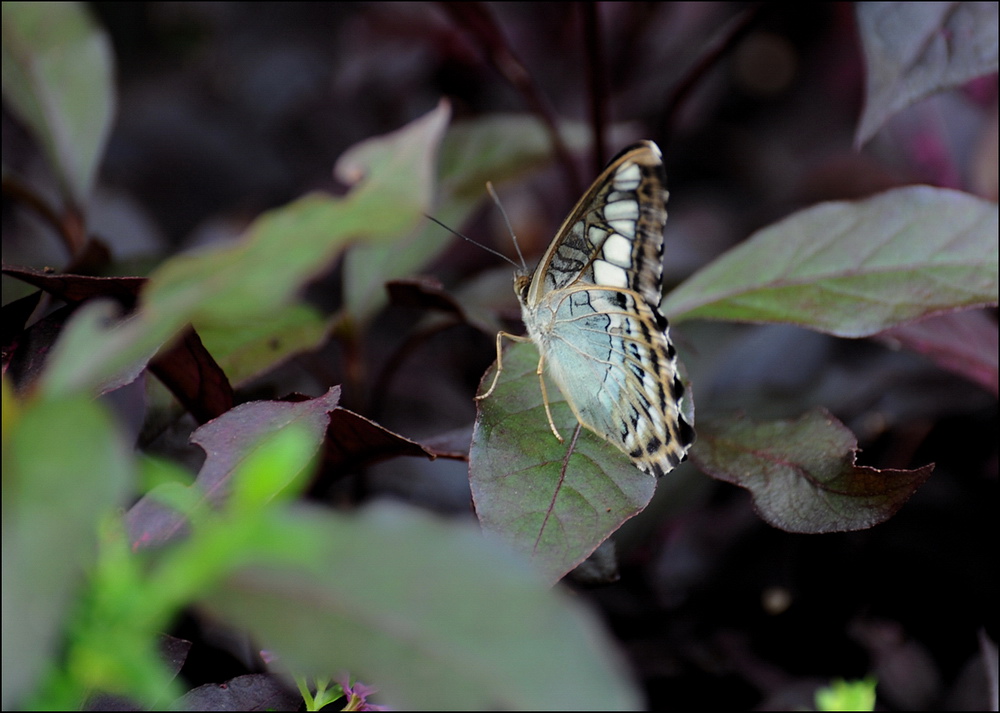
left=39, top=300, right=181, bottom=397
left=193, top=302, right=329, bottom=388
left=228, top=423, right=319, bottom=513
left=38, top=103, right=453, bottom=398
left=144, top=192, right=381, bottom=325
left=38, top=394, right=336, bottom=709
left=334, top=98, right=451, bottom=238
left=1, top=1, right=115, bottom=205
left=662, top=186, right=999, bottom=337
left=855, top=3, right=998, bottom=146
left=199, top=503, right=643, bottom=711
left=815, top=676, right=878, bottom=712
left=692, top=409, right=933, bottom=533
left=436, top=114, right=589, bottom=201
left=2, top=393, right=133, bottom=709
left=469, top=342, right=657, bottom=584
left=142, top=99, right=449, bottom=338
left=342, top=114, right=589, bottom=325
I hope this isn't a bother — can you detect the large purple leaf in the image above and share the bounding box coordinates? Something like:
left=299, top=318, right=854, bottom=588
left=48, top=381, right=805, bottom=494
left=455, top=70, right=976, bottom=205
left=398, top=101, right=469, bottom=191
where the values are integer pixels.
left=692, top=409, right=934, bottom=533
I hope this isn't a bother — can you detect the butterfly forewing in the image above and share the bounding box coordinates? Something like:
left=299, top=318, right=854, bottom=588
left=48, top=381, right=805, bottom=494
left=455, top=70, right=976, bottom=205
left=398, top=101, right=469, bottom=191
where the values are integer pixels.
left=524, top=142, right=668, bottom=309
left=516, top=140, right=694, bottom=478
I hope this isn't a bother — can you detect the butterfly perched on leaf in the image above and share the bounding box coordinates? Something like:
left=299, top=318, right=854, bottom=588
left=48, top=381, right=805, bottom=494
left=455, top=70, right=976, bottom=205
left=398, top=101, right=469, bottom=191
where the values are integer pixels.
left=479, top=140, right=694, bottom=479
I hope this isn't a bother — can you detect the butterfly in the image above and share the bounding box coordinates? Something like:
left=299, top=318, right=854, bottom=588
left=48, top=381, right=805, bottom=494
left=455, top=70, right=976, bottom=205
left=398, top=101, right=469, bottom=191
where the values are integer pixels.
left=478, top=140, right=694, bottom=479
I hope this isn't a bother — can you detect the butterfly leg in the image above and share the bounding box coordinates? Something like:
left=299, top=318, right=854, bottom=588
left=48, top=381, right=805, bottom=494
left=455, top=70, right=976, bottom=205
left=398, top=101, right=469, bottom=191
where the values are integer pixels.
left=476, top=331, right=532, bottom=400
left=535, top=351, right=565, bottom=443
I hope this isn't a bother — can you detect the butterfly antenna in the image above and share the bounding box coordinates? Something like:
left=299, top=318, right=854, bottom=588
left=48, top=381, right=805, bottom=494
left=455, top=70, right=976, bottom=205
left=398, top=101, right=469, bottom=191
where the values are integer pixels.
left=487, top=181, right=527, bottom=272
left=423, top=214, right=520, bottom=269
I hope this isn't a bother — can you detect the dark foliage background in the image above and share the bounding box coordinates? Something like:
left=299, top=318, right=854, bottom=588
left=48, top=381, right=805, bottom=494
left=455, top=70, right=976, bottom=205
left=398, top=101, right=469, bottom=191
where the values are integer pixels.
left=3, top=2, right=996, bottom=710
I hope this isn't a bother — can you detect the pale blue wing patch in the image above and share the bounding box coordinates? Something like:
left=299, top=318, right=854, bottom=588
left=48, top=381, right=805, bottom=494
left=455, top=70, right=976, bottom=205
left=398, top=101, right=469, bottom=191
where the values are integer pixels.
left=532, top=286, right=691, bottom=478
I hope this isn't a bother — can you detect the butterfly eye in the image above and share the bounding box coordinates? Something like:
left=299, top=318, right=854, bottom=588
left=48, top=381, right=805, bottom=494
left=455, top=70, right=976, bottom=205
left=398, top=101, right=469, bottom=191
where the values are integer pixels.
left=513, top=274, right=531, bottom=301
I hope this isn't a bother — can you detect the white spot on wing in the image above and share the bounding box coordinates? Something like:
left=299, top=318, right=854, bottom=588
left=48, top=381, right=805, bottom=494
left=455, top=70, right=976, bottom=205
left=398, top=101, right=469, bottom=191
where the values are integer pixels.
left=603, top=199, right=639, bottom=221
left=602, top=233, right=633, bottom=267
left=593, top=260, right=629, bottom=288
left=613, top=163, right=641, bottom=190
left=609, top=219, right=635, bottom=235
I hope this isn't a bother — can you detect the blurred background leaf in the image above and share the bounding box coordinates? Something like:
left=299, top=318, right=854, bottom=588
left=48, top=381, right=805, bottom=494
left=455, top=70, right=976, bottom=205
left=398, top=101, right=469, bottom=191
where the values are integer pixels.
left=1, top=1, right=115, bottom=207
left=855, top=2, right=999, bottom=146
left=2, top=393, right=133, bottom=709
left=200, top=503, right=644, bottom=711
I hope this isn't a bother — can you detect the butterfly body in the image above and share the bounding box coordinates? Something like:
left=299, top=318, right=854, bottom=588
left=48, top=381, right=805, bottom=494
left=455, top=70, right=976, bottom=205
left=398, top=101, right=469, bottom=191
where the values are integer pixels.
left=495, top=140, right=694, bottom=478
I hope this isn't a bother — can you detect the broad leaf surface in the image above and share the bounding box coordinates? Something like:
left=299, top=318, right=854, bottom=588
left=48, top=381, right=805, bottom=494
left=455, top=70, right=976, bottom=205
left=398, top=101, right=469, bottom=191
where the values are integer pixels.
left=662, top=186, right=998, bottom=337
left=855, top=2, right=999, bottom=145
left=199, top=503, right=642, bottom=711
left=692, top=409, right=934, bottom=533
left=470, top=342, right=658, bottom=584
left=1, top=1, right=115, bottom=205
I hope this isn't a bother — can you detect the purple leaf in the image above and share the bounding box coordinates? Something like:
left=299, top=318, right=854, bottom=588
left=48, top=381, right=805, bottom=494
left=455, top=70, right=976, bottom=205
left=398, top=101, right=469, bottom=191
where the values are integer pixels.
left=855, top=3, right=999, bottom=146
left=173, top=674, right=300, bottom=712
left=127, top=387, right=341, bottom=550
left=878, top=309, right=998, bottom=395
left=692, top=409, right=934, bottom=533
